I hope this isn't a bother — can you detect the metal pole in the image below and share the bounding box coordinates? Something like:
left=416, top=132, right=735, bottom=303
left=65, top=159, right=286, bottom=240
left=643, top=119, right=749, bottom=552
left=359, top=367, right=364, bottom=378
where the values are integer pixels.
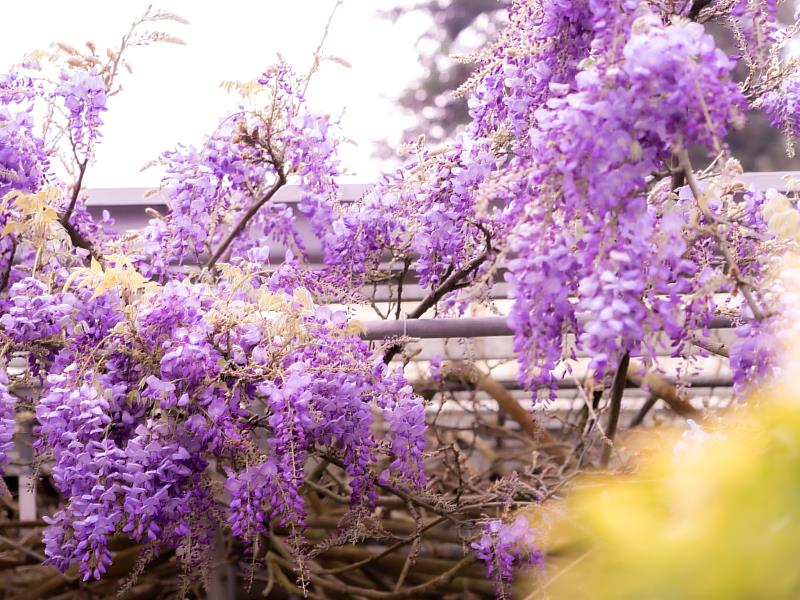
left=361, top=315, right=734, bottom=341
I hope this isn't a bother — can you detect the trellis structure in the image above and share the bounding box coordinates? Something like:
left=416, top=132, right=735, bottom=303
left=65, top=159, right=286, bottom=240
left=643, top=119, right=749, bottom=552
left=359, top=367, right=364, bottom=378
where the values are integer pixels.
left=0, top=173, right=793, bottom=599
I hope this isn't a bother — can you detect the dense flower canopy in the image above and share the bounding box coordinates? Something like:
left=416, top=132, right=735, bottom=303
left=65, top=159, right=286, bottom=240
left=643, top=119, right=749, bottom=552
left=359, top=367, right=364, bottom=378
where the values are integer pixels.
left=1, top=0, right=800, bottom=597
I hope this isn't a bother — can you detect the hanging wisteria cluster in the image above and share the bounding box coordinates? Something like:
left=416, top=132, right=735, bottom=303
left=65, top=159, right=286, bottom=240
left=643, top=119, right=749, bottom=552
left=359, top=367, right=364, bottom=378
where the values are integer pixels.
left=2, top=0, right=800, bottom=597
left=0, top=7, right=426, bottom=589
left=471, top=515, right=543, bottom=596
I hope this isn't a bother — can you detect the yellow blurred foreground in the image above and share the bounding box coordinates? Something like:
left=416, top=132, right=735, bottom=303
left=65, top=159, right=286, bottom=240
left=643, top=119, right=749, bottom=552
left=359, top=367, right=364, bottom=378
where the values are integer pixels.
left=522, top=385, right=800, bottom=599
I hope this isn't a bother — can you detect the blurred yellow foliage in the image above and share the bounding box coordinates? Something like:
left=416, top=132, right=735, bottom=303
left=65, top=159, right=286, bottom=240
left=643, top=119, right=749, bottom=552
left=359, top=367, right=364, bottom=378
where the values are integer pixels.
left=65, top=255, right=155, bottom=300
left=527, top=389, right=800, bottom=599
left=1, top=188, right=60, bottom=240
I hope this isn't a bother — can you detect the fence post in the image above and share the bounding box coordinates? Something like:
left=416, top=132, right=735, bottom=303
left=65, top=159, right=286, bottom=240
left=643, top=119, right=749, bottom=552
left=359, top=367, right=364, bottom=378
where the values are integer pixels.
left=207, top=528, right=236, bottom=600
left=15, top=413, right=36, bottom=532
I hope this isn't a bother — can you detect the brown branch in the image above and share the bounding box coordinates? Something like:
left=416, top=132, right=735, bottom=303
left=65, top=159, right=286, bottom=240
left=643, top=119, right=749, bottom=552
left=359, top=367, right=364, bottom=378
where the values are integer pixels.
left=408, top=252, right=488, bottom=321
left=319, top=451, right=458, bottom=522
left=0, top=520, right=46, bottom=529
left=626, top=361, right=700, bottom=418
left=444, top=362, right=571, bottom=463
left=688, top=0, right=714, bottom=20
left=670, top=163, right=686, bottom=192
left=61, top=219, right=100, bottom=263
left=392, top=536, right=419, bottom=591
left=60, top=159, right=88, bottom=226
left=269, top=550, right=478, bottom=600
left=678, top=149, right=767, bottom=321
left=17, top=544, right=154, bottom=600
left=601, top=352, right=630, bottom=466
left=0, top=532, right=48, bottom=563
left=383, top=251, right=488, bottom=363
left=394, top=257, right=411, bottom=321
left=56, top=159, right=102, bottom=264
left=301, top=515, right=459, bottom=544
left=317, top=516, right=449, bottom=576
left=0, top=238, right=16, bottom=292
left=317, top=546, right=488, bottom=581
left=206, top=170, right=286, bottom=269
left=302, top=0, right=343, bottom=96
left=692, top=337, right=730, bottom=358
left=629, top=394, right=658, bottom=428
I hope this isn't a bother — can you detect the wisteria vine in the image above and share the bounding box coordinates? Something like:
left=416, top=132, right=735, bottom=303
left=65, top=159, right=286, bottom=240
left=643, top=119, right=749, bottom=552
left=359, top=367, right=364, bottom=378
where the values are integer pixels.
left=1, top=0, right=800, bottom=597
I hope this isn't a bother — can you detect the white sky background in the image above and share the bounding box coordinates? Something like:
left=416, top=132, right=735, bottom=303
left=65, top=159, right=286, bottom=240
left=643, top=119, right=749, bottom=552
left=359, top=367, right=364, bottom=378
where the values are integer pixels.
left=0, top=1, right=430, bottom=187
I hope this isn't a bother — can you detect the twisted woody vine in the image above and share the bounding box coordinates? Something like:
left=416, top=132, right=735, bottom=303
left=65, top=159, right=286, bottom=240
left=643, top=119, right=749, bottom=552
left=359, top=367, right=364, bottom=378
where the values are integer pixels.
left=1, top=0, right=799, bottom=597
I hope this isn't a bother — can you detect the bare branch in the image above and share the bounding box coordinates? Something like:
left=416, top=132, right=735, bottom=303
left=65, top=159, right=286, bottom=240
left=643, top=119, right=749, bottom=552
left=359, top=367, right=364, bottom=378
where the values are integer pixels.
left=206, top=170, right=287, bottom=269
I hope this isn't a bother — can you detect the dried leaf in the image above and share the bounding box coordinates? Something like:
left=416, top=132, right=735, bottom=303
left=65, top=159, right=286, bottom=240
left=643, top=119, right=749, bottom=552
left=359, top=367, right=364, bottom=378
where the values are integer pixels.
left=2, top=222, right=26, bottom=235
left=326, top=55, right=352, bottom=68
left=55, top=42, right=78, bottom=55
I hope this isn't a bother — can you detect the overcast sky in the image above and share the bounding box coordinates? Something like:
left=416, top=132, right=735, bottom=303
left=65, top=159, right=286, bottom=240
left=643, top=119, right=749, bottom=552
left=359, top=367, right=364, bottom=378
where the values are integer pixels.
left=0, top=1, right=428, bottom=187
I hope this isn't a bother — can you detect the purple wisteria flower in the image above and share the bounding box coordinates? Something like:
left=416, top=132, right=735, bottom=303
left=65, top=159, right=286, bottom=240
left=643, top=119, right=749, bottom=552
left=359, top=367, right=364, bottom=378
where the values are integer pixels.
left=55, top=70, right=106, bottom=154
left=472, top=514, right=544, bottom=596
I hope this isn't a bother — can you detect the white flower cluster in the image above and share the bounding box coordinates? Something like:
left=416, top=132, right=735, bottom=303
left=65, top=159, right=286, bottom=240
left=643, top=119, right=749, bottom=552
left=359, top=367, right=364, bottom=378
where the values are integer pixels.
left=763, top=189, right=800, bottom=241
left=673, top=419, right=726, bottom=460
